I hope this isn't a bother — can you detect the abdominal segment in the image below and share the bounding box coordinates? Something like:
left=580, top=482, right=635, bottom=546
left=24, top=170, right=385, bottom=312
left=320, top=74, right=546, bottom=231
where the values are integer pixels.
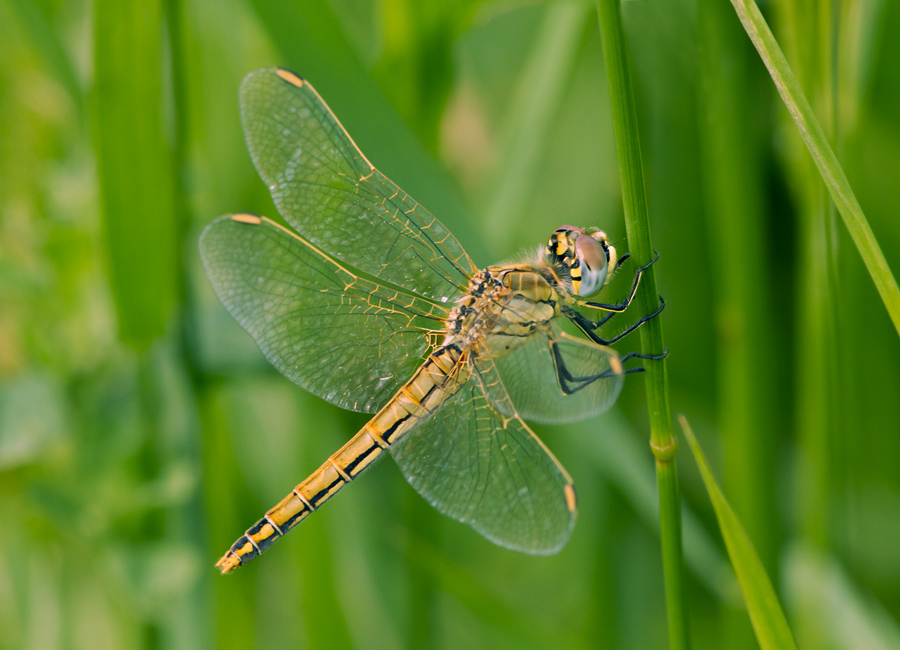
left=215, top=345, right=464, bottom=573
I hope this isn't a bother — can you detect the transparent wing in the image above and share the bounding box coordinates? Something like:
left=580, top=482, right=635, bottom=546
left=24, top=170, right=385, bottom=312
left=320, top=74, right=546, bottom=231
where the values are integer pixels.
left=200, top=214, right=449, bottom=413
left=490, top=325, right=625, bottom=424
left=240, top=68, right=476, bottom=303
left=390, top=346, right=576, bottom=554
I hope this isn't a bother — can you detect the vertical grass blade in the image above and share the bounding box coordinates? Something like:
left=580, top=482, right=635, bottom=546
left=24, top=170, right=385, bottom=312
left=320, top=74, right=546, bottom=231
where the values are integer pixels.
left=680, top=416, right=799, bottom=650
left=93, top=0, right=177, bottom=347
left=727, top=0, right=900, bottom=338
left=595, top=1, right=688, bottom=648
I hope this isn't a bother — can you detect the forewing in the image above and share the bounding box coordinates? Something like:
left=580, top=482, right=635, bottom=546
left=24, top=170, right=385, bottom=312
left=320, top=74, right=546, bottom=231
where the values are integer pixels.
left=390, top=347, right=576, bottom=554
left=490, top=325, right=625, bottom=424
left=200, top=214, right=448, bottom=413
left=239, top=68, right=476, bottom=303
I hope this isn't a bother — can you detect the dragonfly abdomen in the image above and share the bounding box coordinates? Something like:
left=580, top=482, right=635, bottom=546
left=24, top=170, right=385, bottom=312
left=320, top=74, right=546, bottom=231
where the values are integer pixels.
left=216, top=345, right=465, bottom=574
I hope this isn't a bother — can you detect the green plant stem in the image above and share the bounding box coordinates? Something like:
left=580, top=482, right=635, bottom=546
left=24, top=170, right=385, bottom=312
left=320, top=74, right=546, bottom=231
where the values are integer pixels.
left=595, top=1, right=688, bottom=648
left=727, top=0, right=900, bottom=338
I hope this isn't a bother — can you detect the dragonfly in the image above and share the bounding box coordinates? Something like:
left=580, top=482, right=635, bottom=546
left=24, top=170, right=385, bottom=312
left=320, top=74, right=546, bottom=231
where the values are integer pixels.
left=200, top=68, right=664, bottom=574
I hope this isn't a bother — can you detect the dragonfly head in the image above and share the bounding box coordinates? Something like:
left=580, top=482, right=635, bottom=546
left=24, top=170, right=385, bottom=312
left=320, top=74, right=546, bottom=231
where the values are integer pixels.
left=544, top=226, right=617, bottom=297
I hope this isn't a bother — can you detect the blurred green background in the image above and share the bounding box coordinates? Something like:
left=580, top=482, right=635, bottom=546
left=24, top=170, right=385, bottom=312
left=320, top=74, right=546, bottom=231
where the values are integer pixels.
left=2, top=0, right=899, bottom=648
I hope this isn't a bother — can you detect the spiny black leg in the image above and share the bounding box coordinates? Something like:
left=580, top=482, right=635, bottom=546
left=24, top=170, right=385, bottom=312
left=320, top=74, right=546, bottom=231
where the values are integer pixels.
left=619, top=346, right=668, bottom=374
left=563, top=307, right=611, bottom=346
left=594, top=310, right=618, bottom=329
left=551, top=341, right=621, bottom=395
left=598, top=296, right=665, bottom=345
left=551, top=341, right=589, bottom=394
left=582, top=250, right=659, bottom=313
left=620, top=347, right=668, bottom=364
left=561, top=303, right=620, bottom=335
left=565, top=296, right=665, bottom=346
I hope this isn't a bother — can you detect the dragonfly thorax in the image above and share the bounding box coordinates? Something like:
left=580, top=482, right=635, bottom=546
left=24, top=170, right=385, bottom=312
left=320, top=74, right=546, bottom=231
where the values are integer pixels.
left=446, top=269, right=504, bottom=341
left=444, top=266, right=558, bottom=358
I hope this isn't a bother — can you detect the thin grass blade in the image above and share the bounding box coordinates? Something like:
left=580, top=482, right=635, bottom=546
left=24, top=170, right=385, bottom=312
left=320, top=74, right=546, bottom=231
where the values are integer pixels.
left=727, top=0, right=900, bottom=338
left=680, top=415, right=798, bottom=650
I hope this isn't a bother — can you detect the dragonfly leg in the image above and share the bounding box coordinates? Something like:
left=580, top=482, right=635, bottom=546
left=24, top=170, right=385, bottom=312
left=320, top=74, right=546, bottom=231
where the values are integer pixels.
left=589, top=310, right=618, bottom=330
left=618, top=347, right=669, bottom=375
left=550, top=341, right=623, bottom=395
left=565, top=295, right=665, bottom=346
left=579, top=250, right=659, bottom=313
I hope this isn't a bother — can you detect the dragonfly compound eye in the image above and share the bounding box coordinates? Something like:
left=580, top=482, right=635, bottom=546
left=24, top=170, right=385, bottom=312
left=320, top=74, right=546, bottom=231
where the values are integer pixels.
left=573, top=234, right=610, bottom=297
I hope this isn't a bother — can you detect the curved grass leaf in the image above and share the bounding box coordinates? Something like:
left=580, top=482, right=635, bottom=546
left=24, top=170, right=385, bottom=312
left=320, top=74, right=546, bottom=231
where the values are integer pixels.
left=727, top=0, right=900, bottom=339
left=679, top=415, right=798, bottom=650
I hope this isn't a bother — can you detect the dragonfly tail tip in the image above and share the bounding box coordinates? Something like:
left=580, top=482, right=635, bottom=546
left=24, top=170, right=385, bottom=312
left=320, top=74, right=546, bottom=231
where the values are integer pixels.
left=215, top=553, right=241, bottom=575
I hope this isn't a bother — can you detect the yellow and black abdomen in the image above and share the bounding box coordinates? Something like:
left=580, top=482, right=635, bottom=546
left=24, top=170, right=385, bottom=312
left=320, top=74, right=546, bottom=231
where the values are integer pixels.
left=216, top=345, right=464, bottom=573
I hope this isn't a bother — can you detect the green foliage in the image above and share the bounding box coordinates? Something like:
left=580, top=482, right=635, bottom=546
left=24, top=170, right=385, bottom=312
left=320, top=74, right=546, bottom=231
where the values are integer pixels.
left=681, top=416, right=798, bottom=650
left=729, top=0, right=900, bottom=337
left=1, top=0, right=899, bottom=648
